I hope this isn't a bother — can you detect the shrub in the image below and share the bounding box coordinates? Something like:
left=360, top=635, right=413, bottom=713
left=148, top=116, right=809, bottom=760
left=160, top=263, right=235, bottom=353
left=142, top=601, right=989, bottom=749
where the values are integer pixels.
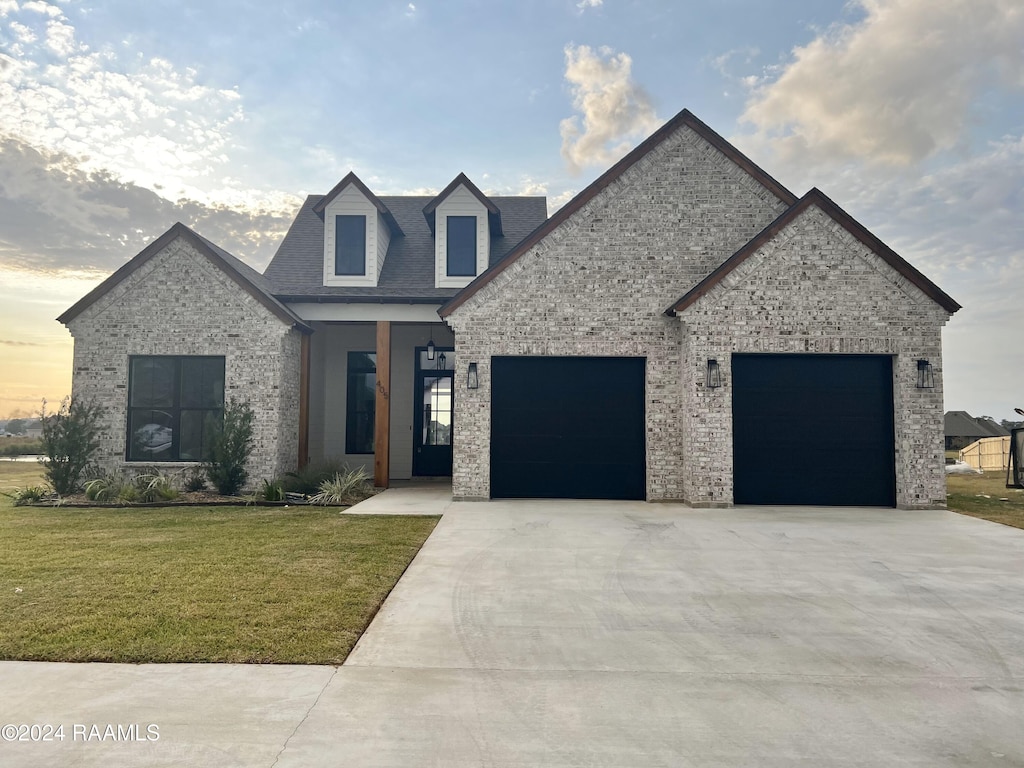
left=4, top=486, right=48, bottom=506
left=40, top=397, right=104, bottom=497
left=308, top=467, right=373, bottom=506
left=204, top=398, right=255, bottom=496
left=84, top=474, right=124, bottom=503
left=282, top=458, right=349, bottom=495
left=134, top=473, right=178, bottom=503
left=0, top=437, right=44, bottom=457
left=182, top=468, right=207, bottom=493
left=260, top=478, right=285, bottom=502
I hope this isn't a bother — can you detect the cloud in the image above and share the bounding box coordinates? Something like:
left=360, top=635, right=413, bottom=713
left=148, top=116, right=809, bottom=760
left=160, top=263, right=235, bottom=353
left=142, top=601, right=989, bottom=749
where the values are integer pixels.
left=559, top=44, right=661, bottom=174
left=740, top=0, right=1024, bottom=168
left=9, top=20, right=36, bottom=43
left=0, top=4, right=262, bottom=208
left=43, top=18, right=77, bottom=56
left=0, top=339, right=43, bottom=346
left=0, top=135, right=297, bottom=274
left=21, top=0, right=60, bottom=17
left=576, top=0, right=602, bottom=10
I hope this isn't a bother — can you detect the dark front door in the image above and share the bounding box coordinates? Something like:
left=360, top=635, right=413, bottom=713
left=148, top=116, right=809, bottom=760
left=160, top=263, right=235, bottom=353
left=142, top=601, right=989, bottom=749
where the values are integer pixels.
left=490, top=356, right=646, bottom=500
left=413, top=347, right=454, bottom=476
left=732, top=354, right=896, bottom=506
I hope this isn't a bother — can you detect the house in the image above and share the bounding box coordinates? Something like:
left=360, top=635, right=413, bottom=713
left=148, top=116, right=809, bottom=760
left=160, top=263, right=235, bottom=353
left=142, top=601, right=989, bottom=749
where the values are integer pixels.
left=944, top=410, right=1010, bottom=451
left=58, top=108, right=959, bottom=508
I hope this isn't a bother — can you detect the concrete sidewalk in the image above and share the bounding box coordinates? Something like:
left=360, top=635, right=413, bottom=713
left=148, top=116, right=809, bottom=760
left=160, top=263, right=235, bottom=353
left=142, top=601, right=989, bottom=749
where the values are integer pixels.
left=2, top=495, right=1023, bottom=766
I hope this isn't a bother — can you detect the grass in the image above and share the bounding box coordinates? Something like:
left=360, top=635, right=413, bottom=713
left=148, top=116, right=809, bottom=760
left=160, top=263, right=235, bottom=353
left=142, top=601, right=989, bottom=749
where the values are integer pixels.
left=0, top=462, right=438, bottom=664
left=0, top=459, right=46, bottom=492
left=945, top=469, right=1024, bottom=530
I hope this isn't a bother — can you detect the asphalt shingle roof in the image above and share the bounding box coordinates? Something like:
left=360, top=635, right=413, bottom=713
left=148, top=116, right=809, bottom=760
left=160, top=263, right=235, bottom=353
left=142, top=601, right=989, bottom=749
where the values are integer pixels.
left=264, top=194, right=548, bottom=300
left=944, top=411, right=1010, bottom=438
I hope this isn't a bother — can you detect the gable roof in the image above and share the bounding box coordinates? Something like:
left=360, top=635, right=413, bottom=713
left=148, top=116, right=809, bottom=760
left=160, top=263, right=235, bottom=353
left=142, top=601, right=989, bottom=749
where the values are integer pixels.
left=945, top=411, right=1010, bottom=438
left=439, top=107, right=798, bottom=319
left=312, top=171, right=404, bottom=236
left=422, top=173, right=503, bottom=236
left=666, top=187, right=961, bottom=315
left=57, top=222, right=312, bottom=332
left=264, top=194, right=546, bottom=301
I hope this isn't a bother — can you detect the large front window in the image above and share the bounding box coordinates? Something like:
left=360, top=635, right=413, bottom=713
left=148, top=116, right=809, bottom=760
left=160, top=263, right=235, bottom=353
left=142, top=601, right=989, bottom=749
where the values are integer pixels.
left=127, top=356, right=225, bottom=462
left=346, top=352, right=376, bottom=454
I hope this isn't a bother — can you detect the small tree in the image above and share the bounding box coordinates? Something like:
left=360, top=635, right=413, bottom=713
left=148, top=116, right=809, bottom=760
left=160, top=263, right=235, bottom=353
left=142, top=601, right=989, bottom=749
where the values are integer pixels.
left=40, top=397, right=104, bottom=496
left=205, top=397, right=255, bottom=495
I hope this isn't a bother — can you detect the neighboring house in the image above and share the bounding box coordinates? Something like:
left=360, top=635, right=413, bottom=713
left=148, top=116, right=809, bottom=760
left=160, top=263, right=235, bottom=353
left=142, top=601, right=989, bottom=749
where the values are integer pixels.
left=23, top=420, right=43, bottom=439
left=59, top=108, right=959, bottom=508
left=944, top=411, right=1010, bottom=451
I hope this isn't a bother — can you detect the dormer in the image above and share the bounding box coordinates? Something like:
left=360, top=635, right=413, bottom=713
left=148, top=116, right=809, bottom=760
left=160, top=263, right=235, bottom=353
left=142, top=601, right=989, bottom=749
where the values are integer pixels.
left=313, top=172, right=402, bottom=288
left=423, top=173, right=503, bottom=289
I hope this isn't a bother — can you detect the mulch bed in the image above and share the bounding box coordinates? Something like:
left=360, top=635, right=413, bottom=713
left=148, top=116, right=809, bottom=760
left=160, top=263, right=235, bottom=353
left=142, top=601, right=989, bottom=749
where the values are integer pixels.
left=28, top=491, right=349, bottom=508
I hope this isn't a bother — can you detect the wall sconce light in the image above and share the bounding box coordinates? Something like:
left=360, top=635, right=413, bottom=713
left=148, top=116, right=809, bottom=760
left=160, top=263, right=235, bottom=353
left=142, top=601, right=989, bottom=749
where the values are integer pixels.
left=426, top=338, right=435, bottom=361
left=916, top=359, right=935, bottom=389
left=706, top=358, right=722, bottom=389
left=437, top=351, right=446, bottom=370
left=467, top=362, right=479, bottom=390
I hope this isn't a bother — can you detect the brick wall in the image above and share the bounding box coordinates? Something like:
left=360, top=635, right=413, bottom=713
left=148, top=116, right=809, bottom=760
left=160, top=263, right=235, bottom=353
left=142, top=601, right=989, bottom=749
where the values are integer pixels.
left=64, top=236, right=302, bottom=486
left=678, top=205, right=951, bottom=508
left=445, top=124, right=792, bottom=500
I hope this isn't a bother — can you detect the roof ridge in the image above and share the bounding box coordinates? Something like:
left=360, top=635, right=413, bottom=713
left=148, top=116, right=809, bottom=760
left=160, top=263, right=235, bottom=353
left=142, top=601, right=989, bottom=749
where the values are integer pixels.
left=58, top=222, right=311, bottom=332
left=667, top=188, right=961, bottom=315
left=439, top=107, right=799, bottom=318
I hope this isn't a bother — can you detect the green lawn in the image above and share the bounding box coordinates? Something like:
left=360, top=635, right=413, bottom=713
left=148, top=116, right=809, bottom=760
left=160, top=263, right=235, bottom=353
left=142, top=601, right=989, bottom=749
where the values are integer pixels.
left=0, top=462, right=438, bottom=664
left=945, top=469, right=1024, bottom=530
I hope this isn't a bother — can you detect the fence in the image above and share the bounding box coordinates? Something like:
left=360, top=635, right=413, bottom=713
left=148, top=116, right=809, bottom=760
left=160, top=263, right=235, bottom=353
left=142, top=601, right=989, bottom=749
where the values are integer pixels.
left=958, top=436, right=1010, bottom=472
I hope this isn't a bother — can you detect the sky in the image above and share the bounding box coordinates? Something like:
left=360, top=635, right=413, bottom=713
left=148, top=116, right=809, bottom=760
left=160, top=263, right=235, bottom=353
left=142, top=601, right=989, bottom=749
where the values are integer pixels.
left=0, top=0, right=1022, bottom=421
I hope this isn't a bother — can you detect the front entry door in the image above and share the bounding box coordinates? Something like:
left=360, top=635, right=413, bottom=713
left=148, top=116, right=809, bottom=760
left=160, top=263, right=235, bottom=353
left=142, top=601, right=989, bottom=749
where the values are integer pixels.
left=413, top=347, right=454, bottom=476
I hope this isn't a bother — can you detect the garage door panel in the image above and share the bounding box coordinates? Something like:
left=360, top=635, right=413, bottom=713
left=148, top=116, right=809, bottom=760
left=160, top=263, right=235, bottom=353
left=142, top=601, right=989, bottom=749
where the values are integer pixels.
left=733, top=354, right=896, bottom=507
left=490, top=357, right=645, bottom=500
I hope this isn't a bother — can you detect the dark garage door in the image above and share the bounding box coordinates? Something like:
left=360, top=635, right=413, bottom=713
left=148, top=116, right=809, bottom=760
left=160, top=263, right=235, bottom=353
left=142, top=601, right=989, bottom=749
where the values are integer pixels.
left=732, top=354, right=896, bottom=506
left=490, top=356, right=645, bottom=499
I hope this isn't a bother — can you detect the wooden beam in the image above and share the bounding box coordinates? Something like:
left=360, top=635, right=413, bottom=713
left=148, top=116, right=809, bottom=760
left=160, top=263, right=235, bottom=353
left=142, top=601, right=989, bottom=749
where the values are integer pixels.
left=297, top=332, right=310, bottom=469
left=374, top=320, right=391, bottom=488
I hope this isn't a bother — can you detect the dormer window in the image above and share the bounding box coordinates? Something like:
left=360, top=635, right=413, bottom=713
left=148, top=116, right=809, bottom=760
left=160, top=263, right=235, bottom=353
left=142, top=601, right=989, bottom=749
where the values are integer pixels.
left=313, top=172, right=402, bottom=288
left=447, top=216, right=477, bottom=277
left=335, top=215, right=367, bottom=276
left=424, top=173, right=503, bottom=289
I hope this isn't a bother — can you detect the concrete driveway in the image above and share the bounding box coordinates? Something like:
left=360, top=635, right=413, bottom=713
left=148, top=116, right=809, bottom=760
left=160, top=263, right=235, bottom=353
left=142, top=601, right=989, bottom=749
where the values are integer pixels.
left=2, top=499, right=1023, bottom=766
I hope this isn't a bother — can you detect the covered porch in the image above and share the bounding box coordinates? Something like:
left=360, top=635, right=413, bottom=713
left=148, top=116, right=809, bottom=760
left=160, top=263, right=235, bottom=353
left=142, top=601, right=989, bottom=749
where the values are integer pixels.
left=298, top=317, right=457, bottom=487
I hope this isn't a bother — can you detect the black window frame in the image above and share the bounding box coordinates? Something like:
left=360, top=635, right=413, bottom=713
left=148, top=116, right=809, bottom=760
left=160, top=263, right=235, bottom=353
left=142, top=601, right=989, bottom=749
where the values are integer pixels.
left=335, top=215, right=367, bottom=276
left=446, top=215, right=477, bottom=277
left=126, top=355, right=225, bottom=463
left=346, top=351, right=377, bottom=454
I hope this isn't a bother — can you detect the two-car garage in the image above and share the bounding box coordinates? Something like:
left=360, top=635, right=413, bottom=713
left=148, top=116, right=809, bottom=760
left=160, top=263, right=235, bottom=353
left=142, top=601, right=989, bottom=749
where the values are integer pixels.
left=487, top=354, right=896, bottom=506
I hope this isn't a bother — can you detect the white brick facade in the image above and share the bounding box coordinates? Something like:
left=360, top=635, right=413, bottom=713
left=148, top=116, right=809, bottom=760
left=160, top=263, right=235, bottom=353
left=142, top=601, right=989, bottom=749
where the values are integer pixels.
left=64, top=236, right=303, bottom=485
left=445, top=122, right=954, bottom=506
left=678, top=206, right=950, bottom=508
left=446, top=124, right=792, bottom=501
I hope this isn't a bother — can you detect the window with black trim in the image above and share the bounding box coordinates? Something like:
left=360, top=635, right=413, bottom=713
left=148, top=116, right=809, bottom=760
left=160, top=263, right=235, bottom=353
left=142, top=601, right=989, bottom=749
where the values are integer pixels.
left=346, top=352, right=376, bottom=454
left=335, top=215, right=367, bottom=276
left=127, top=356, right=224, bottom=462
left=446, top=216, right=477, bottom=276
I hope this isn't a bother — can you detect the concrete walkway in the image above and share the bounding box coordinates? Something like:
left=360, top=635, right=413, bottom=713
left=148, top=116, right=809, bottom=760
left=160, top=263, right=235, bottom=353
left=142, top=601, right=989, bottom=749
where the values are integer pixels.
left=2, top=494, right=1023, bottom=766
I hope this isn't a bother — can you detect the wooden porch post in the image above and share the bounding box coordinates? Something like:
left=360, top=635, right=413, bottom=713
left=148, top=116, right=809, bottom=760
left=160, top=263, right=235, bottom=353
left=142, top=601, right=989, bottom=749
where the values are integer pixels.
left=297, top=332, right=310, bottom=469
left=374, top=320, right=391, bottom=488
